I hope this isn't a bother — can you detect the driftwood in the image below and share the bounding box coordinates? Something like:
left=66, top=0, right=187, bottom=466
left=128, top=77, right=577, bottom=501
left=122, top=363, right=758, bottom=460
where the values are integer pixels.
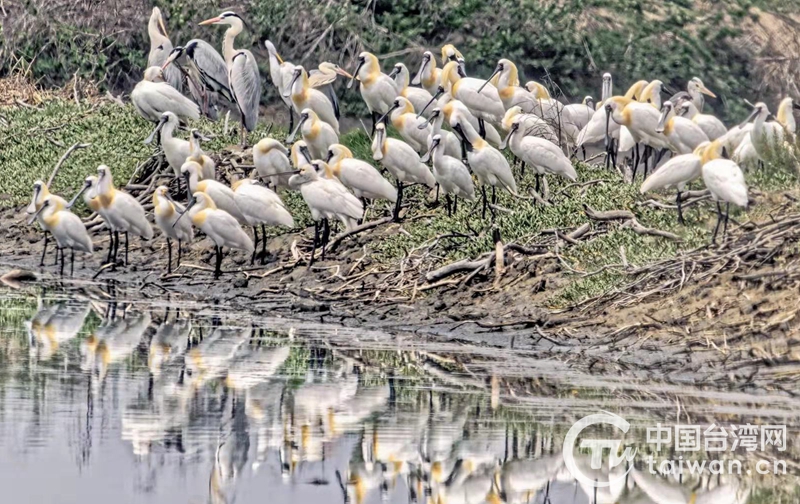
left=327, top=216, right=394, bottom=253
left=47, top=142, right=91, bottom=187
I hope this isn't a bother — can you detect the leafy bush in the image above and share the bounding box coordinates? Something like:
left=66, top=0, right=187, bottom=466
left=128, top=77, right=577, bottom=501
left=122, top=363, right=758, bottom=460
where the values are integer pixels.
left=0, top=0, right=784, bottom=123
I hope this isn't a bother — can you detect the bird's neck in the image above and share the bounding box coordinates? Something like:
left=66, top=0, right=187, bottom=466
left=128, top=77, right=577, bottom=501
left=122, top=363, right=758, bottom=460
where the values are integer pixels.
left=148, top=17, right=167, bottom=51
left=223, top=25, right=242, bottom=63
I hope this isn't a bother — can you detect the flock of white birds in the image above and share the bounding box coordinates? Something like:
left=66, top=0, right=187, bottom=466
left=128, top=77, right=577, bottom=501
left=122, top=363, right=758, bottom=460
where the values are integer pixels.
left=25, top=7, right=796, bottom=279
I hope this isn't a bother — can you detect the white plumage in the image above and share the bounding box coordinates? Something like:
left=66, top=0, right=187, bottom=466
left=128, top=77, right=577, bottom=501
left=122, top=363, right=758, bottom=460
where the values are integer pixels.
left=503, top=118, right=577, bottom=181
left=326, top=144, right=397, bottom=202
left=428, top=134, right=475, bottom=201
left=132, top=67, right=200, bottom=123
left=371, top=124, right=436, bottom=187
left=254, top=138, right=294, bottom=188
left=703, top=159, right=749, bottom=208
left=233, top=179, right=295, bottom=228
left=289, top=163, right=364, bottom=231
left=182, top=161, right=247, bottom=225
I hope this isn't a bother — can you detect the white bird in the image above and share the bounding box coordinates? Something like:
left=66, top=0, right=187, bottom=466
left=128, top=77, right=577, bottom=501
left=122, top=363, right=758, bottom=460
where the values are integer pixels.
left=502, top=116, right=577, bottom=195
left=290, top=140, right=314, bottom=168
left=372, top=123, right=436, bottom=220
left=288, top=162, right=364, bottom=265
left=561, top=96, right=596, bottom=144
left=146, top=7, right=182, bottom=92
left=325, top=144, right=397, bottom=203
left=144, top=111, right=190, bottom=181
left=669, top=76, right=717, bottom=112
left=438, top=94, right=503, bottom=146
left=176, top=191, right=254, bottom=278
left=675, top=99, right=726, bottom=140
left=254, top=138, right=294, bottom=189
left=350, top=51, right=398, bottom=133
left=286, top=65, right=340, bottom=135
left=501, top=106, right=559, bottom=144
left=606, top=96, right=670, bottom=178
left=232, top=178, right=294, bottom=264
left=451, top=112, right=517, bottom=217
left=187, top=129, right=216, bottom=179
left=287, top=108, right=339, bottom=159
left=161, top=39, right=233, bottom=118
left=425, top=61, right=504, bottom=131
left=425, top=134, right=475, bottom=215
left=264, top=40, right=297, bottom=129
left=181, top=161, right=246, bottom=225
left=702, top=158, right=749, bottom=243
left=308, top=62, right=352, bottom=121
left=152, top=185, right=193, bottom=273
left=28, top=195, right=93, bottom=276
left=484, top=59, right=530, bottom=109
left=740, top=101, right=791, bottom=162
left=389, top=62, right=434, bottom=118
left=411, top=51, right=442, bottom=95
left=199, top=12, right=261, bottom=146
left=86, top=165, right=153, bottom=266
left=384, top=96, right=430, bottom=153
left=131, top=67, right=200, bottom=123
left=639, top=79, right=670, bottom=110
left=422, top=107, right=462, bottom=158
left=656, top=101, right=709, bottom=154
left=576, top=73, right=616, bottom=157
left=640, top=144, right=706, bottom=223
left=27, top=180, right=69, bottom=266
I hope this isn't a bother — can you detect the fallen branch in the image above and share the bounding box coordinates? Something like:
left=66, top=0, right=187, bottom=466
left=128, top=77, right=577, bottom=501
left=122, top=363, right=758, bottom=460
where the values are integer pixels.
left=327, top=216, right=394, bottom=252
left=425, top=254, right=492, bottom=283
left=47, top=142, right=91, bottom=187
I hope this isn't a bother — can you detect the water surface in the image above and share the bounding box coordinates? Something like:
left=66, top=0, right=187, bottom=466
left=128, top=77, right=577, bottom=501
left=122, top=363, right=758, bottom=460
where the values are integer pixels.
left=0, top=284, right=797, bottom=503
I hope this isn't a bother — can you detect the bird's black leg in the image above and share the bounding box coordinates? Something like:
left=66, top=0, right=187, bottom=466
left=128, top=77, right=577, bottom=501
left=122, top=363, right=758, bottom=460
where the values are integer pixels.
left=492, top=186, right=497, bottom=205
left=321, top=219, right=331, bottom=260
left=309, top=221, right=319, bottom=267
left=261, top=224, right=267, bottom=264
left=124, top=232, right=129, bottom=266
left=676, top=190, right=685, bottom=225
left=445, top=194, right=453, bottom=217
left=535, top=173, right=541, bottom=194
left=393, top=180, right=403, bottom=222
left=167, top=238, right=173, bottom=274
left=481, top=186, right=487, bottom=219
left=177, top=240, right=182, bottom=268
left=288, top=106, right=294, bottom=133
left=112, top=231, right=120, bottom=266
left=70, top=249, right=75, bottom=277
left=59, top=248, right=65, bottom=277
left=723, top=202, right=730, bottom=240
left=40, top=232, right=49, bottom=267
left=371, top=112, right=380, bottom=137
left=214, top=246, right=223, bottom=279
left=453, top=196, right=458, bottom=214
left=643, top=145, right=651, bottom=177
left=434, top=183, right=440, bottom=204
left=478, top=118, right=486, bottom=139
left=632, top=144, right=640, bottom=182
left=251, top=226, right=259, bottom=265
left=711, top=201, right=723, bottom=244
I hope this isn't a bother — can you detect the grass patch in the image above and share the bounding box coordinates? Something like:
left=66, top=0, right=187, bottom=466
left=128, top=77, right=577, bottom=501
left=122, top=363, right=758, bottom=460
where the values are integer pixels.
left=3, top=97, right=800, bottom=307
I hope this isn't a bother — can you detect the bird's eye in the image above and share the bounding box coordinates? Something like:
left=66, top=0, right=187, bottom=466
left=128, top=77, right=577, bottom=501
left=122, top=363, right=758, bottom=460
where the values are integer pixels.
left=158, top=44, right=163, bottom=50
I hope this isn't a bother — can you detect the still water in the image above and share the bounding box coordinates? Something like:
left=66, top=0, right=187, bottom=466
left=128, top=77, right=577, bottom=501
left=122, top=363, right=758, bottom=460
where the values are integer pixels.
left=0, top=284, right=798, bottom=503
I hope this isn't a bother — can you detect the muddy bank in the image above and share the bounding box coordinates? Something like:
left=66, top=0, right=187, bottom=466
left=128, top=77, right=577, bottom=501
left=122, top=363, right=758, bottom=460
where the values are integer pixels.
left=3, top=191, right=800, bottom=387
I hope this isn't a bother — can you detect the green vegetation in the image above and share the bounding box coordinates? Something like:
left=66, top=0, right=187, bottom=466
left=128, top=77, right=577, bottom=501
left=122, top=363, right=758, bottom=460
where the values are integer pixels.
left=3, top=95, right=800, bottom=307
left=0, top=0, right=790, bottom=122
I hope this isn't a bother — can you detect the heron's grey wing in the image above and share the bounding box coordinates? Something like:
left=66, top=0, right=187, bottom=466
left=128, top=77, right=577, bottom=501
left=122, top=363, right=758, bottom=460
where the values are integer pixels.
left=188, top=39, right=233, bottom=103
left=321, top=83, right=341, bottom=120
left=230, top=50, right=261, bottom=132
left=668, top=90, right=690, bottom=105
